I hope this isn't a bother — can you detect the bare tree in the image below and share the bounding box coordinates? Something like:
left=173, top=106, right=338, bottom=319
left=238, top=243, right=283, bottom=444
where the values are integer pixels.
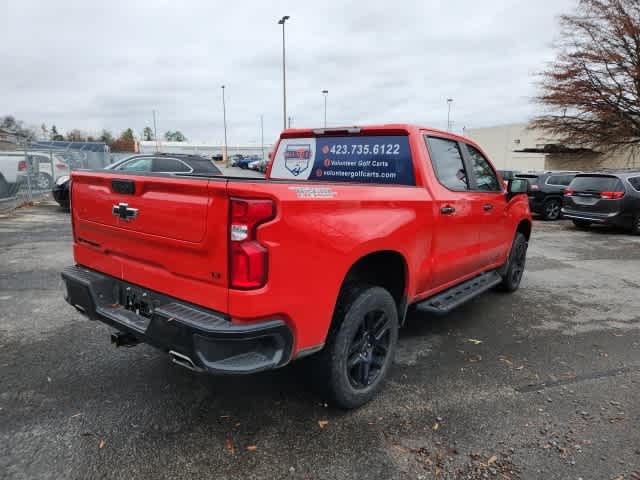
left=532, top=0, right=640, bottom=151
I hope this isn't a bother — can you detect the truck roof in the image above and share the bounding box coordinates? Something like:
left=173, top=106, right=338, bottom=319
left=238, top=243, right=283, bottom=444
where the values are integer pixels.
left=280, top=124, right=471, bottom=143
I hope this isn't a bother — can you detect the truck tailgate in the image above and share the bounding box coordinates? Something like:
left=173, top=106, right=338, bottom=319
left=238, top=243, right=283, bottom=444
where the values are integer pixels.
left=71, top=171, right=229, bottom=312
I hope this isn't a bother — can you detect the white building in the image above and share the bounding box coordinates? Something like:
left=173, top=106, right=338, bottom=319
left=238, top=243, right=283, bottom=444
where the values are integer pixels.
left=463, top=124, right=546, bottom=171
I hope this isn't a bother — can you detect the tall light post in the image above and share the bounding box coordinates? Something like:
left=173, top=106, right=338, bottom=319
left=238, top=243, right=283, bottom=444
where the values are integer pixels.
left=446, top=98, right=454, bottom=131
left=222, top=85, right=228, bottom=167
left=278, top=15, right=290, bottom=131
left=260, top=114, right=265, bottom=161
left=322, top=90, right=328, bottom=127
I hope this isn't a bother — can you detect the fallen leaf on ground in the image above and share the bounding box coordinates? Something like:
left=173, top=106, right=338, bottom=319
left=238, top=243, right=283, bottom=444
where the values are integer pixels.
left=467, top=338, right=482, bottom=345
left=99, top=439, right=105, bottom=449
left=225, top=438, right=235, bottom=455
left=318, top=420, right=329, bottom=429
left=432, top=423, right=440, bottom=431
left=70, top=413, right=82, bottom=418
left=487, top=455, right=497, bottom=465
left=246, top=445, right=258, bottom=451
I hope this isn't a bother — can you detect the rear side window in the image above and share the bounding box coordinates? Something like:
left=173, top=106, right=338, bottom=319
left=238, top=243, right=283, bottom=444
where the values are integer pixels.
left=569, top=175, right=623, bottom=192
left=465, top=144, right=501, bottom=191
left=153, top=158, right=191, bottom=172
left=269, top=135, right=415, bottom=185
left=118, top=157, right=153, bottom=172
left=425, top=136, right=468, bottom=191
left=627, top=177, right=640, bottom=191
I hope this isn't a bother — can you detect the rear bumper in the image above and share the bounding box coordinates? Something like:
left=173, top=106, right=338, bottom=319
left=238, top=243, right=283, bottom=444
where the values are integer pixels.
left=561, top=208, right=628, bottom=226
left=61, top=265, right=293, bottom=374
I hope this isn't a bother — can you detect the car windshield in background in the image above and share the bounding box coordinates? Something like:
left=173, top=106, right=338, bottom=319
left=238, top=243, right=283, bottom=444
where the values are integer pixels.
left=515, top=174, right=539, bottom=185
left=270, top=135, right=415, bottom=185
left=570, top=175, right=623, bottom=192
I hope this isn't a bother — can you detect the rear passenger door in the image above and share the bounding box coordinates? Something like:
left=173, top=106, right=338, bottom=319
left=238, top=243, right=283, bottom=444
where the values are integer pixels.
left=461, top=143, right=511, bottom=269
left=423, top=136, right=483, bottom=291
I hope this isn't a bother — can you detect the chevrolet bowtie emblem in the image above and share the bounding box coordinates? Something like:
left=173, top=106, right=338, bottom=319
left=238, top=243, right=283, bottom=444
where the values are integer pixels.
left=112, top=202, right=138, bottom=221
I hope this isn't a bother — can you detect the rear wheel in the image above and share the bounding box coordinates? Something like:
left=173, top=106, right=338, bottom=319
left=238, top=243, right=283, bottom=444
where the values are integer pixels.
left=0, top=176, right=8, bottom=197
left=541, top=198, right=562, bottom=220
left=572, top=219, right=591, bottom=229
left=631, top=213, right=640, bottom=235
left=498, top=232, right=528, bottom=292
left=36, top=173, right=52, bottom=189
left=312, top=284, right=398, bottom=409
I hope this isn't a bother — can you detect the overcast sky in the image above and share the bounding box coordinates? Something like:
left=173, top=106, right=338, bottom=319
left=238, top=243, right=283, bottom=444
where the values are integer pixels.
left=1, top=0, right=576, bottom=145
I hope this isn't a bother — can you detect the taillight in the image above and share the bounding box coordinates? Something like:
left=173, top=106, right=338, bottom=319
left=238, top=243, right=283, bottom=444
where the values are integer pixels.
left=564, top=188, right=574, bottom=196
left=55, top=163, right=67, bottom=169
left=229, top=197, right=275, bottom=289
left=600, top=191, right=624, bottom=199
left=18, top=160, right=27, bottom=171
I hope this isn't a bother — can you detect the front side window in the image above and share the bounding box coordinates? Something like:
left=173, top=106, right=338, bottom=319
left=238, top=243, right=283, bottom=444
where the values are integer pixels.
left=425, top=136, right=468, bottom=191
left=117, top=157, right=153, bottom=172
left=465, top=144, right=501, bottom=191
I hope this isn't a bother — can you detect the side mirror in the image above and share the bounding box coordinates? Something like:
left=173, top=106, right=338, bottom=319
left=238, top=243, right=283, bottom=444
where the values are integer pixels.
left=507, top=178, right=528, bottom=200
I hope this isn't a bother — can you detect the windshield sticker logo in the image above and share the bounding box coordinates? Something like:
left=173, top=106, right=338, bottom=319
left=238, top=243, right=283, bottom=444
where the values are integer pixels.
left=284, top=144, right=311, bottom=176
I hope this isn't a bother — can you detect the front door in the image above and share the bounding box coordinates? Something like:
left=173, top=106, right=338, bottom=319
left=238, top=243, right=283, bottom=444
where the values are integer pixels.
left=460, top=143, right=511, bottom=269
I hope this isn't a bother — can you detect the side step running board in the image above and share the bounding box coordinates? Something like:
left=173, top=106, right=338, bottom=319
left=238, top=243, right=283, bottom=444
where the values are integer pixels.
left=415, top=270, right=502, bottom=315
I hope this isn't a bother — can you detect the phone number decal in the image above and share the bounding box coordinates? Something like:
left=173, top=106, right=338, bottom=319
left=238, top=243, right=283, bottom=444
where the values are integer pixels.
left=323, top=143, right=401, bottom=156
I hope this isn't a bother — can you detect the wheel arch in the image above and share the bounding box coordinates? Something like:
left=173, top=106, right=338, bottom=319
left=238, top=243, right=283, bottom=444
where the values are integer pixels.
left=332, top=250, right=409, bottom=327
left=516, top=218, right=532, bottom=241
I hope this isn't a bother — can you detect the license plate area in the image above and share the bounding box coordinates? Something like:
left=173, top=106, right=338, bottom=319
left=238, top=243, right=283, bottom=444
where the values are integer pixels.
left=119, top=285, right=155, bottom=318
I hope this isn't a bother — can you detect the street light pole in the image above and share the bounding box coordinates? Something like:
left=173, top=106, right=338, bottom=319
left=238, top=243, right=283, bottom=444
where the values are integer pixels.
left=447, top=98, right=453, bottom=131
left=260, top=114, right=264, bottom=161
left=278, top=15, right=290, bottom=131
left=222, top=85, right=228, bottom=167
left=322, top=90, right=328, bottom=127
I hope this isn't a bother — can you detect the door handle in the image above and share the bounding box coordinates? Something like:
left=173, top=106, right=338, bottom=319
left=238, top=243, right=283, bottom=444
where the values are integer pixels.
left=483, top=204, right=494, bottom=211
left=440, top=206, right=456, bottom=215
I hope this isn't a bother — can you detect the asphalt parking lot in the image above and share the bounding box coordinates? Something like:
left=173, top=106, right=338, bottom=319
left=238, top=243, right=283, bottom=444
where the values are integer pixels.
left=1, top=202, right=639, bottom=480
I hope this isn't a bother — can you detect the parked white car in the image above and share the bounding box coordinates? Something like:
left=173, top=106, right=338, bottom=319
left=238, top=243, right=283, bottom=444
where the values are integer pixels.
left=0, top=151, right=70, bottom=193
left=0, top=152, right=29, bottom=197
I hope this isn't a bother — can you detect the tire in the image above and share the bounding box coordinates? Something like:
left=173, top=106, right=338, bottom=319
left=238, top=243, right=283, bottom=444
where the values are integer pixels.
left=35, top=173, right=52, bottom=190
left=541, top=198, right=562, bottom=220
left=312, top=284, right=399, bottom=409
left=631, top=213, right=640, bottom=236
left=572, top=219, right=591, bottom=229
left=0, top=176, right=8, bottom=198
left=498, top=232, right=528, bottom=292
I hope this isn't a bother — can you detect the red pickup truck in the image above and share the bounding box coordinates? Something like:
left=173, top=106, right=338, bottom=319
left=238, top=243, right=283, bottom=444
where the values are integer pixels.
left=62, top=124, right=531, bottom=408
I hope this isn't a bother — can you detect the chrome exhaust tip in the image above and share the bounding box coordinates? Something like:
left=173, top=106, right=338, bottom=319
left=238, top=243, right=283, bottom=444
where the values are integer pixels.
left=169, top=350, right=204, bottom=372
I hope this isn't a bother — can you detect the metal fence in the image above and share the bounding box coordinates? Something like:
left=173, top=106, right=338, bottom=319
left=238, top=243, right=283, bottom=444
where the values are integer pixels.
left=0, top=140, right=110, bottom=213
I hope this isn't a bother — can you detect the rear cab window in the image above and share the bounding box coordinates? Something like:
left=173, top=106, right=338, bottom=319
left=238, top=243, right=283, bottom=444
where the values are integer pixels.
left=269, top=135, right=415, bottom=185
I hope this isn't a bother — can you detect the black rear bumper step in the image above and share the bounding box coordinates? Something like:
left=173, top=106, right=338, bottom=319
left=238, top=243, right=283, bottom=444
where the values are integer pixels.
left=415, top=270, right=502, bottom=315
left=61, top=265, right=293, bottom=375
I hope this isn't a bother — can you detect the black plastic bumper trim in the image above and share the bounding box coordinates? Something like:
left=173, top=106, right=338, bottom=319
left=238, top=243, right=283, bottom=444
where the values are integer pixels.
left=61, top=265, right=293, bottom=374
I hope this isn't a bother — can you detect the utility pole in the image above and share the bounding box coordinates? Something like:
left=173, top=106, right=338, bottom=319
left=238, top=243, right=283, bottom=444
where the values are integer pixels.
left=152, top=110, right=159, bottom=152
left=260, top=114, right=265, bottom=161
left=278, top=15, right=290, bottom=130
left=322, top=90, right=328, bottom=127
left=446, top=98, right=454, bottom=131
left=222, top=85, right=228, bottom=167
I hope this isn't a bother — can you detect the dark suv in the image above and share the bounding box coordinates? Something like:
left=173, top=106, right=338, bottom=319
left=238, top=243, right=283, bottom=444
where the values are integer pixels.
left=563, top=170, right=640, bottom=234
left=515, top=171, right=580, bottom=220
